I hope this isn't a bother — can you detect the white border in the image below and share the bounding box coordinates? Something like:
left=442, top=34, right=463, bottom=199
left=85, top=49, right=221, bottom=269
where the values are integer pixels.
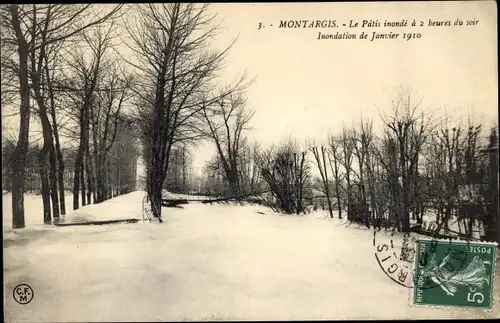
left=416, top=236, right=499, bottom=246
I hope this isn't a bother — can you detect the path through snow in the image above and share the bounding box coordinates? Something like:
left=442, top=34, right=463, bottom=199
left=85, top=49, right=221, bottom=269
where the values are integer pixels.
left=3, top=191, right=499, bottom=321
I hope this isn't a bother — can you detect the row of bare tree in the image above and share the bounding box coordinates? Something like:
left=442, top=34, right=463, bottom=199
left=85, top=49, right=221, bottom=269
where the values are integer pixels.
left=3, top=4, right=497, bottom=244
left=1, top=4, right=140, bottom=228
left=2, top=3, right=258, bottom=226
left=163, top=146, right=192, bottom=194
left=2, top=139, right=73, bottom=192
left=308, top=96, right=498, bottom=241
left=196, top=91, right=498, bottom=243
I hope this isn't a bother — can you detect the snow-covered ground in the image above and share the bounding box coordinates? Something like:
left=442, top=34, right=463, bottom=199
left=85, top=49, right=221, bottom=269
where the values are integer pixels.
left=3, top=191, right=499, bottom=321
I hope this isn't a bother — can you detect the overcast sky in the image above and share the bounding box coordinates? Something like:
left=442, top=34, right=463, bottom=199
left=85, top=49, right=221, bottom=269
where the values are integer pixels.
left=3, top=1, right=498, bottom=177
left=185, top=1, right=497, bottom=173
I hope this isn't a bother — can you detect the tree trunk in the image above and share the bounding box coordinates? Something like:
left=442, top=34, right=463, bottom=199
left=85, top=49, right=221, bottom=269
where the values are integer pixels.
left=80, top=157, right=86, bottom=206
left=73, top=149, right=82, bottom=210
left=366, top=158, right=378, bottom=224
left=51, top=110, right=66, bottom=215
left=91, top=158, right=97, bottom=203
left=399, top=139, right=410, bottom=232
left=116, top=161, right=121, bottom=196
left=228, top=172, right=240, bottom=199
left=149, top=167, right=163, bottom=222
left=346, top=170, right=352, bottom=221
left=99, top=162, right=105, bottom=202
left=56, top=147, right=66, bottom=215
left=38, top=146, right=51, bottom=224
left=321, top=148, right=334, bottom=218
left=92, top=182, right=98, bottom=203
left=11, top=160, right=26, bottom=228
left=96, top=158, right=106, bottom=202
left=81, top=106, right=90, bottom=206
left=93, top=148, right=102, bottom=203
left=73, top=107, right=85, bottom=210
left=45, top=60, right=66, bottom=216
left=32, top=91, right=60, bottom=220
left=132, top=157, right=137, bottom=191
left=358, top=158, right=366, bottom=203
left=327, top=153, right=342, bottom=219
left=84, top=111, right=92, bottom=204
left=48, top=147, right=60, bottom=219
left=182, top=147, right=187, bottom=193
left=10, top=5, right=30, bottom=229
left=85, top=148, right=92, bottom=204
left=107, top=158, right=112, bottom=199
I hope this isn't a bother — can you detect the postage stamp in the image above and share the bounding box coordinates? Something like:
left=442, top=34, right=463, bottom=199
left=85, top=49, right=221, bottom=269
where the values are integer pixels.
left=374, top=232, right=470, bottom=287
left=412, top=239, right=497, bottom=309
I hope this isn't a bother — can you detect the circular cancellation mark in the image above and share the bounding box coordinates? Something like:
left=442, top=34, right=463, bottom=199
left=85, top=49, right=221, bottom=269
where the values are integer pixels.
left=13, top=284, right=34, bottom=305
left=373, top=224, right=471, bottom=290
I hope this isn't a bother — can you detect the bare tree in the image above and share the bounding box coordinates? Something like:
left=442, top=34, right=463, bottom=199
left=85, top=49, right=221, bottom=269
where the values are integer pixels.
left=1, top=4, right=123, bottom=228
left=482, top=125, right=499, bottom=243
left=125, top=4, right=249, bottom=222
left=372, top=132, right=401, bottom=229
left=59, top=21, right=122, bottom=209
left=165, top=145, right=193, bottom=193
left=41, top=40, right=69, bottom=215
left=1, top=5, right=32, bottom=228
left=309, top=140, right=334, bottom=218
left=353, top=117, right=378, bottom=225
left=327, top=134, right=344, bottom=219
left=424, top=116, right=488, bottom=238
left=427, top=120, right=464, bottom=234
left=89, top=61, right=132, bottom=203
left=259, top=139, right=310, bottom=214
left=338, top=125, right=355, bottom=221
left=239, top=141, right=264, bottom=195
left=50, top=41, right=133, bottom=208
left=202, top=94, right=254, bottom=198
left=201, top=153, right=227, bottom=196
left=108, top=114, right=140, bottom=196
left=379, top=91, right=433, bottom=232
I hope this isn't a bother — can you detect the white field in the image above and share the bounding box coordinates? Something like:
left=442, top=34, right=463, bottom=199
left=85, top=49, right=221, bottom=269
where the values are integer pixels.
left=3, top=191, right=499, bottom=321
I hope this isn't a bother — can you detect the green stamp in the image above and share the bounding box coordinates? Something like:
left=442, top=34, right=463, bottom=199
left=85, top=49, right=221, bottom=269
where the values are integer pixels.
left=413, top=239, right=497, bottom=309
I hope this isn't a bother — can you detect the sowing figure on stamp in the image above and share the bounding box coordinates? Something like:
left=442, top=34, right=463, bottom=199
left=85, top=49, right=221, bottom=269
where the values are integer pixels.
left=421, top=252, right=490, bottom=296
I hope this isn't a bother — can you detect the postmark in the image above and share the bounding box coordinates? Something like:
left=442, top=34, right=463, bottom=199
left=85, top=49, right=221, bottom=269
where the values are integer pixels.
left=373, top=220, right=472, bottom=290
left=13, top=284, right=34, bottom=305
left=412, top=239, right=497, bottom=309
left=373, top=230, right=417, bottom=288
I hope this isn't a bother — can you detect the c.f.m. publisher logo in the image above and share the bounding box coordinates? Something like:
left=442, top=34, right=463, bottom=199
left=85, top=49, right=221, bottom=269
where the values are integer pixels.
left=13, top=284, right=34, bottom=305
